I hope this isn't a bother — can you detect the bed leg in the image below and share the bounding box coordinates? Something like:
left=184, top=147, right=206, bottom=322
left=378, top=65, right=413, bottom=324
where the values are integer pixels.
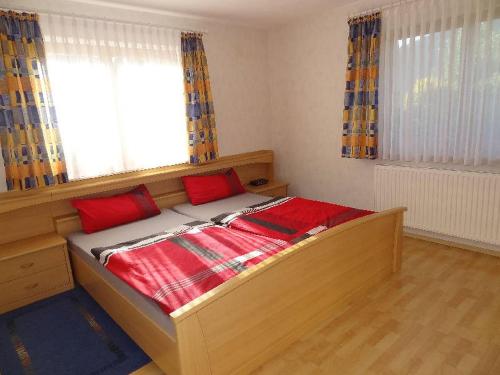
left=176, top=313, right=213, bottom=375
left=392, top=211, right=404, bottom=272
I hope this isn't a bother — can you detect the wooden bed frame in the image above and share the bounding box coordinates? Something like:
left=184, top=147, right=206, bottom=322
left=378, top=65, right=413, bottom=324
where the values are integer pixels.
left=0, top=150, right=405, bottom=375
left=67, top=207, right=404, bottom=375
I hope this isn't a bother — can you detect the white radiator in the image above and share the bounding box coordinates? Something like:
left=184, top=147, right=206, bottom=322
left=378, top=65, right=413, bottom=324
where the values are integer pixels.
left=374, top=165, right=500, bottom=246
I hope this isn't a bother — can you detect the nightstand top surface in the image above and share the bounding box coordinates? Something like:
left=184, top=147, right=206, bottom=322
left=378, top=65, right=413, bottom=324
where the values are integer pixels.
left=245, top=180, right=288, bottom=194
left=0, top=233, right=66, bottom=261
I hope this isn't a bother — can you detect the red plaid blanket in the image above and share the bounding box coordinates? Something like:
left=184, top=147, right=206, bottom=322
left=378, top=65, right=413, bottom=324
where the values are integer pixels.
left=91, top=221, right=289, bottom=315
left=212, top=197, right=374, bottom=243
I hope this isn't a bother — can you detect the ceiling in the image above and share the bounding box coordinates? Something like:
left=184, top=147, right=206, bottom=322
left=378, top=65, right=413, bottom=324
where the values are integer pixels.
left=92, top=0, right=353, bottom=28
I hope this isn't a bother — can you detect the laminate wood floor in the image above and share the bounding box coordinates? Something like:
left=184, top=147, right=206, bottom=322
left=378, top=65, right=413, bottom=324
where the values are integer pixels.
left=132, top=238, right=500, bottom=375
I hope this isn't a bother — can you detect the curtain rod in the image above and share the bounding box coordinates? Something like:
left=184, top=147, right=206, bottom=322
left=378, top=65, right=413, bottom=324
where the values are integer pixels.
left=0, top=6, right=208, bottom=35
left=350, top=0, right=499, bottom=20
left=349, top=0, right=422, bottom=19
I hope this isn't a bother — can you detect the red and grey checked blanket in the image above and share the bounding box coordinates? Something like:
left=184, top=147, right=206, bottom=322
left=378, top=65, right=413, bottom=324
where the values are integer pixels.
left=212, top=197, right=374, bottom=243
left=91, top=221, right=289, bottom=315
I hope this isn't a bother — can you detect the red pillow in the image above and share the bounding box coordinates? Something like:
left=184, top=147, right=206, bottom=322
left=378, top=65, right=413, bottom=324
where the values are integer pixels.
left=72, top=185, right=161, bottom=234
left=182, top=168, right=246, bottom=205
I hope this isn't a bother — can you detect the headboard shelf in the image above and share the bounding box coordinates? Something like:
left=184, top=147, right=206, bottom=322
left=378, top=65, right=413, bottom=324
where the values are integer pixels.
left=0, top=150, right=273, bottom=214
left=0, top=150, right=275, bottom=244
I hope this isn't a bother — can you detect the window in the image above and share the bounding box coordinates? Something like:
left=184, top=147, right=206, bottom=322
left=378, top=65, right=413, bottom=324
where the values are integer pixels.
left=40, top=15, right=188, bottom=180
left=379, top=0, right=500, bottom=167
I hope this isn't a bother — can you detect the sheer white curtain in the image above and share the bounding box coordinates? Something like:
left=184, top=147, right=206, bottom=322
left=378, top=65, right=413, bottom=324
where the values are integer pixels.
left=39, top=15, right=188, bottom=180
left=380, top=0, right=500, bottom=167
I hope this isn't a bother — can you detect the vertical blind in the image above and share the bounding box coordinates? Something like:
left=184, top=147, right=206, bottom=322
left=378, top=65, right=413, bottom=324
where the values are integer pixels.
left=39, top=15, right=188, bottom=180
left=0, top=11, right=68, bottom=191
left=0, top=143, right=6, bottom=192
left=341, top=14, right=381, bottom=160
left=379, top=0, right=500, bottom=167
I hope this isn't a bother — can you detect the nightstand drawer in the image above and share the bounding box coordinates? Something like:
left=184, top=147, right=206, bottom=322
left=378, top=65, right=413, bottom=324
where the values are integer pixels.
left=0, top=245, right=67, bottom=284
left=0, top=265, right=71, bottom=309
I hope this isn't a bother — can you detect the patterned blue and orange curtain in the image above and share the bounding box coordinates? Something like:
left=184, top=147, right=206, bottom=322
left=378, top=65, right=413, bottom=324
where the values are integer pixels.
left=342, top=13, right=381, bottom=160
left=181, top=32, right=218, bottom=165
left=0, top=11, right=67, bottom=191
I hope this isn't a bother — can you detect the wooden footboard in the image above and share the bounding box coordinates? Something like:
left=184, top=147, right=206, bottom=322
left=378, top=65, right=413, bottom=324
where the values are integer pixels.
left=171, top=207, right=405, bottom=375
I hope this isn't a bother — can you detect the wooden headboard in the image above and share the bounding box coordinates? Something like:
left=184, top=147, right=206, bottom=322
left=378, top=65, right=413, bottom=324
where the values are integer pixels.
left=0, top=150, right=274, bottom=244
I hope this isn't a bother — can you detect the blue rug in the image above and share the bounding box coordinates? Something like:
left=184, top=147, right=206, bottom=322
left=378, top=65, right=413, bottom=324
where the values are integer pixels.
left=0, top=287, right=150, bottom=375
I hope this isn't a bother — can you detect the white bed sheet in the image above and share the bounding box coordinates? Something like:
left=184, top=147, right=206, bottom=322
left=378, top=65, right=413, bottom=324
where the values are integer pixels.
left=172, top=192, right=271, bottom=221
left=67, top=209, right=197, bottom=338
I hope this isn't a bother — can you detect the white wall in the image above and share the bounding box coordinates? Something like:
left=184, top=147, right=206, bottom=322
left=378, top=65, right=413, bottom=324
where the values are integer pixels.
left=268, top=0, right=386, bottom=210
left=1, top=0, right=273, bottom=157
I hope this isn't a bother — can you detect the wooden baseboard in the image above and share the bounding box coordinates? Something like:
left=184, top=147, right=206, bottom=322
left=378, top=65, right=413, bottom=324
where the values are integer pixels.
left=404, top=232, right=500, bottom=258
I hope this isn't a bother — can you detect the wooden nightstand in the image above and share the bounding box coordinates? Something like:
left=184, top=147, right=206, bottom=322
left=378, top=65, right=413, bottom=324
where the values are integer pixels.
left=0, top=233, right=74, bottom=314
left=246, top=180, right=289, bottom=197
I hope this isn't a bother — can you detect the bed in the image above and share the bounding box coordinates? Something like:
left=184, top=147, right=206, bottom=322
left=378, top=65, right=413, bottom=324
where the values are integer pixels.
left=62, top=190, right=405, bottom=375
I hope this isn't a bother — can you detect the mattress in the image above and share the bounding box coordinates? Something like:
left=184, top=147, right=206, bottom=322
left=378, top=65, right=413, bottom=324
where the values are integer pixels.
left=67, top=209, right=197, bottom=338
left=172, top=192, right=271, bottom=221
